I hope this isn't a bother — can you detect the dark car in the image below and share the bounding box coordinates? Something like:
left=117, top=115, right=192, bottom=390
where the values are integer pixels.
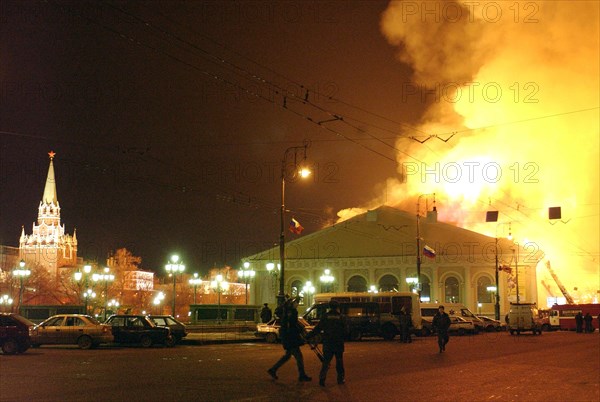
left=105, top=315, right=174, bottom=347
left=0, top=313, right=35, bottom=354
left=148, top=315, right=188, bottom=343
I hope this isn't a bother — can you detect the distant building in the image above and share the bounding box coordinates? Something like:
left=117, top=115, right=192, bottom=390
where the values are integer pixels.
left=19, top=152, right=78, bottom=276
left=243, top=206, right=540, bottom=316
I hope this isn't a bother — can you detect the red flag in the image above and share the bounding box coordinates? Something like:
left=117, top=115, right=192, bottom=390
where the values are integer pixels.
left=289, top=218, right=304, bottom=234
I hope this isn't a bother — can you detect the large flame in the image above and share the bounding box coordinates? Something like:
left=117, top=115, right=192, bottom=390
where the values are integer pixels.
left=341, top=1, right=600, bottom=302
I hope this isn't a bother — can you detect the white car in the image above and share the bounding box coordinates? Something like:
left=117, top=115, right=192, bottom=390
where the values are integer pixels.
left=448, top=316, right=476, bottom=335
left=255, top=317, right=313, bottom=343
left=477, top=315, right=506, bottom=332
left=31, top=314, right=113, bottom=349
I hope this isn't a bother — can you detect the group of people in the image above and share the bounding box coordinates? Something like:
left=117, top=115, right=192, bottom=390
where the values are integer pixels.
left=266, top=297, right=346, bottom=387
left=575, top=312, right=597, bottom=333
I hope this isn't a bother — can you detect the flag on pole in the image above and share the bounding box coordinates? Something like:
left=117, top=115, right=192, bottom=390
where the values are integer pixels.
left=423, top=245, right=436, bottom=259
left=289, top=217, right=304, bottom=234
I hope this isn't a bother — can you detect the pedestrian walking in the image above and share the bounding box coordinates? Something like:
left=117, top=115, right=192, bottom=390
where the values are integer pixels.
left=267, top=297, right=312, bottom=382
left=307, top=300, right=346, bottom=386
left=584, top=312, right=593, bottom=333
left=399, top=308, right=412, bottom=343
left=260, top=303, right=272, bottom=323
left=432, top=305, right=451, bottom=353
left=575, top=312, right=583, bottom=333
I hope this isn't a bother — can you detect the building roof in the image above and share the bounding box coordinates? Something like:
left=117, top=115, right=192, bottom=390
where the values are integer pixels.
left=42, top=151, right=57, bottom=205
left=245, top=205, right=521, bottom=264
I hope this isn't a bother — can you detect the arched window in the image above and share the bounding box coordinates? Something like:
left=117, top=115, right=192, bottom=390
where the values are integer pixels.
left=378, top=275, right=398, bottom=292
left=477, top=276, right=493, bottom=303
left=444, top=277, right=460, bottom=303
left=347, top=275, right=367, bottom=292
left=420, top=275, right=431, bottom=302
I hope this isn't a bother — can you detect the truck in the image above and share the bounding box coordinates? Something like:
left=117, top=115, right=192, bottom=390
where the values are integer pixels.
left=508, top=303, right=542, bottom=335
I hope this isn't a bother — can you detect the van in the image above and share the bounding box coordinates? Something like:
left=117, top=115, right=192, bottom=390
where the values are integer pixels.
left=508, top=303, right=542, bottom=335
left=420, top=303, right=485, bottom=333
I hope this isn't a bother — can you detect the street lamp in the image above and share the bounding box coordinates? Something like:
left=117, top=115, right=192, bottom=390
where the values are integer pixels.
left=83, top=289, right=96, bottom=315
left=74, top=264, right=93, bottom=314
left=238, top=262, right=255, bottom=305
left=93, top=267, right=114, bottom=321
left=279, top=142, right=311, bottom=307
left=320, top=269, right=334, bottom=293
left=12, top=260, right=31, bottom=315
left=165, top=255, right=185, bottom=317
left=266, top=262, right=280, bottom=294
left=302, top=281, right=315, bottom=306
left=107, top=299, right=120, bottom=316
left=0, top=294, right=13, bottom=312
left=368, top=285, right=379, bottom=294
left=153, top=292, right=165, bottom=314
left=493, top=222, right=512, bottom=320
left=188, top=273, right=202, bottom=305
left=211, top=274, right=229, bottom=324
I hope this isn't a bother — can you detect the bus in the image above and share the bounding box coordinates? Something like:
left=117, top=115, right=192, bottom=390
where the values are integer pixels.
left=304, top=292, right=421, bottom=340
left=548, top=303, right=600, bottom=331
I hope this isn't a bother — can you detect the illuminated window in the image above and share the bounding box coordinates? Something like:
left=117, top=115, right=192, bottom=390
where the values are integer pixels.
left=444, top=277, right=460, bottom=303
left=477, top=276, right=493, bottom=303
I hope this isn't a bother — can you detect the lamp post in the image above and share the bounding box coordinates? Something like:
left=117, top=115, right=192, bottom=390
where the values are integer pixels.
left=83, top=289, right=96, bottom=315
left=165, top=255, right=185, bottom=317
left=188, top=273, right=202, bottom=305
left=512, top=245, right=520, bottom=303
left=93, top=267, right=114, bottom=321
left=238, top=262, right=255, bottom=305
left=107, top=299, right=120, bottom=316
left=74, top=264, right=93, bottom=315
left=12, top=260, right=30, bottom=315
left=279, top=142, right=311, bottom=307
left=153, top=292, right=165, bottom=314
left=302, top=281, right=315, bottom=306
left=493, top=222, right=512, bottom=320
left=0, top=294, right=13, bottom=312
left=368, top=285, right=379, bottom=294
left=406, top=277, right=418, bottom=294
left=320, top=269, right=334, bottom=293
left=266, top=262, right=280, bottom=295
left=416, top=193, right=435, bottom=301
left=211, top=274, right=229, bottom=324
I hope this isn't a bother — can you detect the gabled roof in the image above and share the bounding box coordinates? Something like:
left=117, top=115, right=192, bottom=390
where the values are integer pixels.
left=245, top=205, right=517, bottom=263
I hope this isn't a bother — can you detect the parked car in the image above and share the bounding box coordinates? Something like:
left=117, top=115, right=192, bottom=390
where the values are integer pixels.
left=0, top=313, right=34, bottom=355
left=30, top=314, right=113, bottom=349
left=421, top=316, right=475, bottom=336
left=148, top=315, right=188, bottom=343
left=105, top=315, right=174, bottom=347
left=477, top=315, right=505, bottom=332
left=255, top=317, right=313, bottom=343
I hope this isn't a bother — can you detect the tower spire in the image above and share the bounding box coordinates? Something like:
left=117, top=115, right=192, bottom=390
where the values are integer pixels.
left=42, top=151, right=57, bottom=204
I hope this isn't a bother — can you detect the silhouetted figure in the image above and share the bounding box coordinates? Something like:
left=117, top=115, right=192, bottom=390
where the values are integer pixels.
left=575, top=312, right=583, bottom=333
left=399, top=308, right=412, bottom=343
left=307, top=300, right=346, bottom=386
left=584, top=312, right=593, bottom=333
left=260, top=303, right=272, bottom=323
left=433, top=305, right=451, bottom=353
left=267, top=297, right=311, bottom=382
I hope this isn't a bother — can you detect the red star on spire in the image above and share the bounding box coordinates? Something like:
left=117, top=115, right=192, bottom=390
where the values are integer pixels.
left=48, top=151, right=56, bottom=159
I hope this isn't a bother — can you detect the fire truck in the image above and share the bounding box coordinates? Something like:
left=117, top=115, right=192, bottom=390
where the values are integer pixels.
left=544, top=303, right=600, bottom=331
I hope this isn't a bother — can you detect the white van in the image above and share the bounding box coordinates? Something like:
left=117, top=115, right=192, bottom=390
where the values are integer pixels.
left=508, top=303, right=542, bottom=335
left=420, top=303, right=485, bottom=333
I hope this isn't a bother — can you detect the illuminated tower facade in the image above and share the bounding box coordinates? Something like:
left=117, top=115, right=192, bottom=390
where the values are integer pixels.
left=19, top=152, right=77, bottom=276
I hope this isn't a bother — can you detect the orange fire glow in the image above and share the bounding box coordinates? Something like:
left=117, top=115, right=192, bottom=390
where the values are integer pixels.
left=341, top=1, right=600, bottom=303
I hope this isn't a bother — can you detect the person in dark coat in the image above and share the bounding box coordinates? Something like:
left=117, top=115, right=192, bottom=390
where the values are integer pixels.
left=399, top=308, right=412, bottom=343
left=307, top=300, right=346, bottom=386
left=575, top=312, right=583, bottom=333
left=267, top=297, right=311, bottom=382
left=260, top=303, right=272, bottom=323
left=432, top=305, right=451, bottom=353
left=584, top=312, right=593, bottom=333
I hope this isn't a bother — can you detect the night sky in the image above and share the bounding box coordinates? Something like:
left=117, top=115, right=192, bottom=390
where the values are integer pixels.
left=1, top=1, right=427, bottom=274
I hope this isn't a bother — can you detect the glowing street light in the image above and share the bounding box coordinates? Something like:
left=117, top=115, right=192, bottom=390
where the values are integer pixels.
left=320, top=269, right=334, bottom=293
left=165, top=254, right=185, bottom=317
left=93, top=267, right=115, bottom=321
left=238, top=262, right=255, bottom=305
left=12, top=260, right=31, bottom=314
left=211, top=274, right=229, bottom=324
left=368, top=285, right=379, bottom=294
left=302, top=281, right=315, bottom=306
left=153, top=292, right=165, bottom=314
left=279, top=141, right=311, bottom=307
left=74, top=264, right=93, bottom=314
left=188, top=273, right=202, bottom=305
left=0, top=294, right=13, bottom=312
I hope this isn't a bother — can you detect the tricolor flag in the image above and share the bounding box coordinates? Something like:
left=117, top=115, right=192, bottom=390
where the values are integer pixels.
left=423, top=245, right=436, bottom=259
left=289, top=217, right=304, bottom=234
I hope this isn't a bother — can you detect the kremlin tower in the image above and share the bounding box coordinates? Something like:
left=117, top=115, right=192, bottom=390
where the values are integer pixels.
left=19, top=152, right=77, bottom=276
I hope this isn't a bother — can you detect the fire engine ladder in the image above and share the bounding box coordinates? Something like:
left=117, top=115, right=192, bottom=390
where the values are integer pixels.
left=545, top=261, right=575, bottom=304
left=540, top=279, right=555, bottom=297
